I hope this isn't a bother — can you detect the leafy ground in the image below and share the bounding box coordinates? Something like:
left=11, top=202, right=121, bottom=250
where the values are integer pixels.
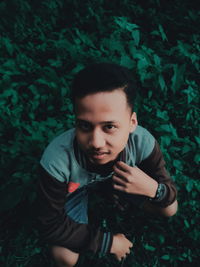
left=0, top=0, right=199, bottom=266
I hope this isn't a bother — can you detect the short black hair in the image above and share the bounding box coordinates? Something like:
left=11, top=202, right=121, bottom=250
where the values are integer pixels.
left=71, top=62, right=137, bottom=111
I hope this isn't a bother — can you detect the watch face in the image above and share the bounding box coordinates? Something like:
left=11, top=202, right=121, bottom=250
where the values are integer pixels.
left=150, top=183, right=166, bottom=202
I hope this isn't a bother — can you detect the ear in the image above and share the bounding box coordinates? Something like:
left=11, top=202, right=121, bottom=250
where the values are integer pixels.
left=129, top=112, right=138, bottom=133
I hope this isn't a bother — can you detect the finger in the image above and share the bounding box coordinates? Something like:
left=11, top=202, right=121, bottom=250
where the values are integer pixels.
left=113, top=183, right=126, bottom=192
left=113, top=165, right=129, bottom=180
left=126, top=252, right=130, bottom=258
left=116, top=255, right=122, bottom=261
left=112, top=175, right=127, bottom=186
left=121, top=256, right=126, bottom=263
left=116, top=161, right=132, bottom=173
left=128, top=241, right=133, bottom=248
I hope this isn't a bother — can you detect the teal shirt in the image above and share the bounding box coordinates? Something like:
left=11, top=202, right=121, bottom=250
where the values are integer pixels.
left=40, top=125, right=155, bottom=192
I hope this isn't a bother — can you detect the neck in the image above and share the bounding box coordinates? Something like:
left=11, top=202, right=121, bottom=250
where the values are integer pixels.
left=86, top=157, right=119, bottom=175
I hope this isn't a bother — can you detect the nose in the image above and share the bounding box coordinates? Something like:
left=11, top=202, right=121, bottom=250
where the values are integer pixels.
left=89, top=129, right=105, bottom=149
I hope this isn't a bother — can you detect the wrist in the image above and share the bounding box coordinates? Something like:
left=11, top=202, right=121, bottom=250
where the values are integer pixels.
left=148, top=180, right=159, bottom=198
left=110, top=235, right=117, bottom=254
left=149, top=183, right=167, bottom=202
left=100, top=232, right=113, bottom=257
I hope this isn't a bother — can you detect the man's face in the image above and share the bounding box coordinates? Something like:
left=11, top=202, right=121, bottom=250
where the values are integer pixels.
left=75, top=88, right=138, bottom=165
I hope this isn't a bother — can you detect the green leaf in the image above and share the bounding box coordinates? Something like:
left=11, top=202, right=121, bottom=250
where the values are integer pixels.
left=161, top=136, right=171, bottom=146
left=156, top=124, right=178, bottom=138
left=137, top=59, right=148, bottom=70
left=158, top=24, right=168, bottom=41
left=156, top=110, right=169, bottom=120
left=161, top=255, right=170, bottom=260
left=2, top=37, right=14, bottom=56
left=148, top=90, right=153, bottom=99
left=131, top=29, right=140, bottom=46
left=114, top=17, right=139, bottom=32
left=183, top=85, right=198, bottom=104
left=120, top=54, right=135, bottom=68
left=158, top=74, right=166, bottom=91
left=182, top=145, right=191, bottom=154
left=158, top=235, right=165, bottom=244
left=1, top=88, right=18, bottom=104
left=48, top=59, right=62, bottom=68
left=184, top=219, right=190, bottom=228
left=173, top=160, right=183, bottom=170
left=186, top=181, right=193, bottom=192
left=194, top=154, right=200, bottom=164
left=144, top=244, right=156, bottom=251
left=71, top=64, right=84, bottom=75
left=171, top=64, right=185, bottom=92
left=194, top=136, right=200, bottom=145
left=153, top=54, right=161, bottom=66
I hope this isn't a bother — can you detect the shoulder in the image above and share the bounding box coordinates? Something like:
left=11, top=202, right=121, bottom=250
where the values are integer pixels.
left=40, top=128, right=75, bottom=182
left=129, top=125, right=155, bottom=164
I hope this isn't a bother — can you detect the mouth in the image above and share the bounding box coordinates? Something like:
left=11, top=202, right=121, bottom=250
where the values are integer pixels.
left=88, top=151, right=109, bottom=160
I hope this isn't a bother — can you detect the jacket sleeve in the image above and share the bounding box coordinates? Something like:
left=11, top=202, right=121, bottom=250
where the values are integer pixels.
left=137, top=141, right=177, bottom=207
left=37, top=166, right=113, bottom=255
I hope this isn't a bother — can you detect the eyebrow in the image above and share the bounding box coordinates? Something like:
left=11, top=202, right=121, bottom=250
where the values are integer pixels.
left=76, top=119, right=119, bottom=124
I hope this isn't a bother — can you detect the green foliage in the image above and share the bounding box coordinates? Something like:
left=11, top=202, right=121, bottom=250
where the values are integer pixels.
left=0, top=0, right=199, bottom=266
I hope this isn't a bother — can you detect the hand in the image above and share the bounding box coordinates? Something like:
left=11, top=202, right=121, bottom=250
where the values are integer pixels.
left=110, top=233, right=133, bottom=261
left=51, top=246, right=79, bottom=267
left=112, top=161, right=158, bottom=198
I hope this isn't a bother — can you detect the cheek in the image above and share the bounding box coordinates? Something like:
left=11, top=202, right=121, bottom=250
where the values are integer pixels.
left=76, top=131, right=87, bottom=145
left=110, top=130, right=130, bottom=149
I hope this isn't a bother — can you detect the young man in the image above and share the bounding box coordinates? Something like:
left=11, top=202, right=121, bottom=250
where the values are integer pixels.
left=37, top=63, right=178, bottom=267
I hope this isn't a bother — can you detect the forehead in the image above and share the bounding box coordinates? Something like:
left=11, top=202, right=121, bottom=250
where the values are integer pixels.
left=74, top=89, right=131, bottom=121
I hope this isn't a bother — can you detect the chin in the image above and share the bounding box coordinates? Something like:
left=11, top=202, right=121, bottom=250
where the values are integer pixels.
left=89, top=156, right=116, bottom=165
left=89, top=159, right=109, bottom=165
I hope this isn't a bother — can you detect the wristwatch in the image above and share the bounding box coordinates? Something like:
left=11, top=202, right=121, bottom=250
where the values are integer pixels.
left=149, top=183, right=167, bottom=202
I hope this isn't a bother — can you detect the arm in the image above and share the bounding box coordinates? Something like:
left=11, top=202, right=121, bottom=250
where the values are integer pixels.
left=142, top=199, right=178, bottom=217
left=112, top=141, right=178, bottom=217
left=37, top=167, right=113, bottom=254
left=138, top=141, right=178, bottom=216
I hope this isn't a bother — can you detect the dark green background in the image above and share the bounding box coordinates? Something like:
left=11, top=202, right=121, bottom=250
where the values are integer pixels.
left=0, top=0, right=199, bottom=266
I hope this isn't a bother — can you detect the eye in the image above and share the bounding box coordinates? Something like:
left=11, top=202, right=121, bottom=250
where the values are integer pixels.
left=76, top=121, right=92, bottom=132
left=104, top=125, right=117, bottom=132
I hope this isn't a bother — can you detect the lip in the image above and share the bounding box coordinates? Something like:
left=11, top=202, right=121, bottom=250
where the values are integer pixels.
left=89, top=152, right=109, bottom=160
